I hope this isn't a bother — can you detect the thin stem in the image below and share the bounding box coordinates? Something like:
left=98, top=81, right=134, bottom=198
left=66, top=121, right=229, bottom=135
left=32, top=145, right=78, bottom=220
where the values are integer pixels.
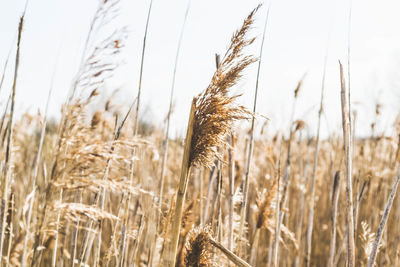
left=273, top=159, right=281, bottom=267
left=0, top=35, right=16, bottom=96
left=6, top=194, right=14, bottom=267
left=0, top=15, right=24, bottom=267
left=347, top=0, right=352, bottom=136
left=210, top=238, right=253, bottom=267
left=133, top=0, right=154, bottom=135
left=328, top=171, right=341, bottom=267
left=155, top=2, right=191, bottom=264
left=51, top=190, right=63, bottom=267
left=367, top=173, right=400, bottom=267
left=237, top=5, right=270, bottom=254
left=305, top=33, right=329, bottom=267
left=166, top=99, right=196, bottom=267
left=339, top=61, right=355, bottom=267
left=227, top=133, right=235, bottom=252
left=21, top=54, right=56, bottom=267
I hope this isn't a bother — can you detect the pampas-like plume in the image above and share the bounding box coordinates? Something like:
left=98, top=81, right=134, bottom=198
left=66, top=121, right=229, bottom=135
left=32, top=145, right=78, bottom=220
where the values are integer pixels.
left=184, top=226, right=214, bottom=267
left=256, top=176, right=278, bottom=229
left=184, top=226, right=252, bottom=267
left=188, top=6, right=259, bottom=168
left=168, top=6, right=259, bottom=267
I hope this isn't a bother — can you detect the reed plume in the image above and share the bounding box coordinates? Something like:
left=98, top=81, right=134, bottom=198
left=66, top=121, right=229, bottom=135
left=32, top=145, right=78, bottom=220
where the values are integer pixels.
left=188, top=5, right=259, bottom=168
left=184, top=226, right=252, bottom=267
left=167, top=6, right=259, bottom=266
left=184, top=226, right=214, bottom=267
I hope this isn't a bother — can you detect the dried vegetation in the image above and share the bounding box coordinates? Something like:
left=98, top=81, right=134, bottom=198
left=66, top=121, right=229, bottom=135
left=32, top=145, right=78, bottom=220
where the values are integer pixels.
left=0, top=1, right=399, bottom=267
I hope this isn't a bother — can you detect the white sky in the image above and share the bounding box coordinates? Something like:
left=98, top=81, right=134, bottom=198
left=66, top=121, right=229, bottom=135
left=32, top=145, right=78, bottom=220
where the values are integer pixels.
left=1, top=0, right=400, bottom=138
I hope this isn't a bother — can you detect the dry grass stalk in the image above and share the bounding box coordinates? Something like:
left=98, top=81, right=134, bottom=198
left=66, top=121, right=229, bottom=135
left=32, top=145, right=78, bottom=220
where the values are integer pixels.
left=279, top=74, right=306, bottom=209
left=305, top=37, right=328, bottom=267
left=133, top=0, right=154, bottom=135
left=227, top=133, right=235, bottom=252
left=367, top=173, right=400, bottom=267
left=339, top=60, right=355, bottom=267
left=203, top=165, right=218, bottom=225
left=154, top=2, right=191, bottom=264
left=0, top=35, right=15, bottom=94
left=347, top=3, right=353, bottom=140
left=238, top=4, right=270, bottom=255
left=0, top=95, right=11, bottom=143
left=209, top=237, right=252, bottom=267
left=168, top=7, right=259, bottom=265
left=6, top=193, right=14, bottom=266
left=360, top=221, right=375, bottom=261
left=0, top=14, right=24, bottom=267
left=273, top=75, right=305, bottom=265
left=3, top=2, right=400, bottom=267
left=21, top=60, right=55, bottom=267
left=211, top=163, right=222, bottom=231
left=51, top=190, right=63, bottom=267
left=251, top=175, right=277, bottom=265
left=184, top=226, right=252, bottom=267
left=328, top=171, right=341, bottom=267
left=167, top=99, right=196, bottom=267
left=184, top=226, right=214, bottom=267
left=273, top=160, right=281, bottom=267
left=354, top=180, right=367, bottom=227
left=32, top=3, right=127, bottom=262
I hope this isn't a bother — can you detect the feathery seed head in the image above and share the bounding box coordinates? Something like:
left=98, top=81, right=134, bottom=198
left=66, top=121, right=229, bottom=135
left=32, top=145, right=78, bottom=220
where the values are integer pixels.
left=256, top=176, right=278, bottom=229
left=184, top=226, right=214, bottom=267
left=188, top=6, right=260, bottom=168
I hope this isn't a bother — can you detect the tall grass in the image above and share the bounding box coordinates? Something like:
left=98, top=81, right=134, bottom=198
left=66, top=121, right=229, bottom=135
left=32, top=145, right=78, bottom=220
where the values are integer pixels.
left=0, top=2, right=399, bottom=267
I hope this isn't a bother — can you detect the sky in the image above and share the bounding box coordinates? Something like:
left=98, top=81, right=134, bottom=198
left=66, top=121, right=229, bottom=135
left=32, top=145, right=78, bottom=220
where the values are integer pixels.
left=1, top=0, right=400, bottom=138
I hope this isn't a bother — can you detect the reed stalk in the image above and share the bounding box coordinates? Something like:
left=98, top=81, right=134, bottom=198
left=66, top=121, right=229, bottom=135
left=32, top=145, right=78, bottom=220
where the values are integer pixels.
left=21, top=58, right=55, bottom=267
left=203, top=166, right=217, bottom=224
left=339, top=61, right=355, bottom=267
left=133, top=0, right=154, bottom=135
left=6, top=193, right=14, bottom=267
left=0, top=15, right=24, bottom=266
left=0, top=36, right=16, bottom=95
left=367, top=173, right=400, bottom=267
left=237, top=4, right=270, bottom=254
left=166, top=99, right=196, bottom=267
left=0, top=94, right=11, bottom=143
left=328, top=171, right=341, bottom=267
left=155, top=2, right=192, bottom=262
left=274, top=75, right=305, bottom=264
left=305, top=35, right=329, bottom=267
left=210, top=238, right=252, bottom=267
left=273, top=161, right=281, bottom=267
left=227, top=133, right=235, bottom=251
left=51, top=189, right=63, bottom=267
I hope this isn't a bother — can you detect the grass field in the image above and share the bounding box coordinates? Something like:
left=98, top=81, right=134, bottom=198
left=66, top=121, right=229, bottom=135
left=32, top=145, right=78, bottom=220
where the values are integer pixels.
left=0, top=1, right=400, bottom=266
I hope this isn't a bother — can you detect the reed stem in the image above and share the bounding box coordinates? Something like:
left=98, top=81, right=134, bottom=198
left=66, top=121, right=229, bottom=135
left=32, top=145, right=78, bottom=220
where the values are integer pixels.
left=339, top=61, right=355, bottom=267
left=133, top=0, right=154, bottom=135
left=0, top=15, right=24, bottom=266
left=367, top=173, right=400, bottom=267
left=167, top=99, right=196, bottom=267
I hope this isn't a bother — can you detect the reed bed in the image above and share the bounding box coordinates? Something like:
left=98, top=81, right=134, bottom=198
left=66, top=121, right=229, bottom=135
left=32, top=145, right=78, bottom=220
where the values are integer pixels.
left=0, top=1, right=399, bottom=267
